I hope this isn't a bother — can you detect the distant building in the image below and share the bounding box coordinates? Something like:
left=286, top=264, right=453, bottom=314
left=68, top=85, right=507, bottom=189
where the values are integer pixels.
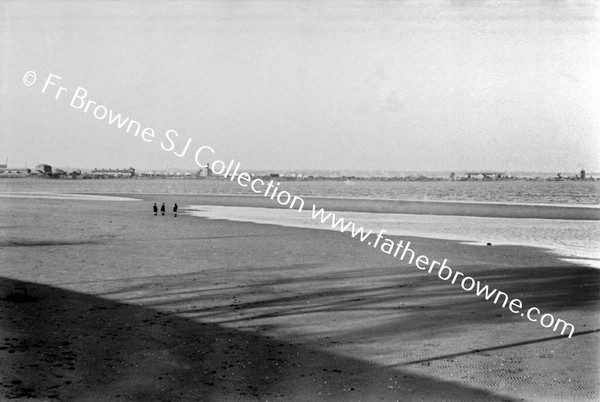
left=0, top=166, right=31, bottom=177
left=581, top=169, right=586, bottom=180
left=196, top=165, right=210, bottom=177
left=138, top=171, right=156, bottom=178
left=0, top=167, right=30, bottom=173
left=35, top=164, right=52, bottom=175
left=465, top=172, right=507, bottom=180
left=91, top=167, right=135, bottom=178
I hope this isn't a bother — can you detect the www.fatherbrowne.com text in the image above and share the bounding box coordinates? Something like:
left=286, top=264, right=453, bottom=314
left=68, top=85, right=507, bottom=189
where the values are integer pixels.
left=25, top=70, right=575, bottom=339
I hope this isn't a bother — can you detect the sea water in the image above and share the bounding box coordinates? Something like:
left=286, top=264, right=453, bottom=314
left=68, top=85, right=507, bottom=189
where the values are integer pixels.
left=2, top=178, right=600, bottom=206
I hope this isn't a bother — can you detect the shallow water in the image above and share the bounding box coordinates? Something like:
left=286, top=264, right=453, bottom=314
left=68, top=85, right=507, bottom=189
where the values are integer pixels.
left=3, top=179, right=599, bottom=267
left=186, top=205, right=600, bottom=269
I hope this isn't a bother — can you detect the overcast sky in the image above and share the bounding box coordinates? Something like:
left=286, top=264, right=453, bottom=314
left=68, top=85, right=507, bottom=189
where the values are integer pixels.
left=2, top=0, right=599, bottom=172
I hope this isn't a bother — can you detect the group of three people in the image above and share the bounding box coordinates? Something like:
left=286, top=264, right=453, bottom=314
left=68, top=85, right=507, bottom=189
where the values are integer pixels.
left=154, top=202, right=178, bottom=217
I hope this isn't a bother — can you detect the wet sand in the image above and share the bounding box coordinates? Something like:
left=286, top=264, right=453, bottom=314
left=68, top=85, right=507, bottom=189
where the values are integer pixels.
left=1, top=194, right=599, bottom=401
left=84, top=193, right=600, bottom=220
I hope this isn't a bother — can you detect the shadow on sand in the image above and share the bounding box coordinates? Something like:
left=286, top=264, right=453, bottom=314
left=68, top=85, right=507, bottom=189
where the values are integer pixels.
left=0, top=276, right=517, bottom=401
left=97, top=260, right=600, bottom=344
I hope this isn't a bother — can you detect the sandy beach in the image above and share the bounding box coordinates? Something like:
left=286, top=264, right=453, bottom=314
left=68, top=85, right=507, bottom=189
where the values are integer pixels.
left=5, top=0, right=600, bottom=400
left=1, top=194, right=599, bottom=401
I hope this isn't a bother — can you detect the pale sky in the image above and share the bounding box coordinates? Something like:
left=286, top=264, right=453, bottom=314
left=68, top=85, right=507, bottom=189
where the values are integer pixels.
left=2, top=0, right=599, bottom=172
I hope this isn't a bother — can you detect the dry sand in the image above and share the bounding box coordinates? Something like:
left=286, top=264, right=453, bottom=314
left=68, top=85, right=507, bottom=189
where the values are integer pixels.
left=0, top=194, right=599, bottom=401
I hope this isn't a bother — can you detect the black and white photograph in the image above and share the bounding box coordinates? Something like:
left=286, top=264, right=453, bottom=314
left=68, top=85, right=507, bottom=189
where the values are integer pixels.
left=1, top=1, right=599, bottom=400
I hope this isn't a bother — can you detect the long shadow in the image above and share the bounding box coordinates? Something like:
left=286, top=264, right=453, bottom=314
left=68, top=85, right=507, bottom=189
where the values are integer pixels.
left=0, top=234, right=298, bottom=249
left=0, top=240, right=102, bottom=247
left=98, top=260, right=600, bottom=343
left=397, top=328, right=600, bottom=367
left=0, top=277, right=514, bottom=401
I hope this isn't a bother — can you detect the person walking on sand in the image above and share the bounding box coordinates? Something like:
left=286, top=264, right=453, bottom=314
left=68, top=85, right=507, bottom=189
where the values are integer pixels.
left=173, top=203, right=178, bottom=218
left=153, top=203, right=158, bottom=216
left=160, top=203, right=165, bottom=216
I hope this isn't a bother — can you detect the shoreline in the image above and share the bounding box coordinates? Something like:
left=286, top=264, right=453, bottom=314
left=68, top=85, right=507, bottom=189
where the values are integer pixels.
left=2, top=189, right=600, bottom=218
left=183, top=205, right=600, bottom=269
left=2, top=190, right=599, bottom=220
left=3, top=191, right=599, bottom=266
left=1, top=196, right=599, bottom=400
left=99, top=192, right=600, bottom=220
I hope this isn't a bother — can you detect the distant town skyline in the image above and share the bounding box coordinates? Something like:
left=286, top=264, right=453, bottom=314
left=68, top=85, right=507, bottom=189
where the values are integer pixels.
left=3, top=160, right=597, bottom=179
left=2, top=1, right=599, bottom=172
